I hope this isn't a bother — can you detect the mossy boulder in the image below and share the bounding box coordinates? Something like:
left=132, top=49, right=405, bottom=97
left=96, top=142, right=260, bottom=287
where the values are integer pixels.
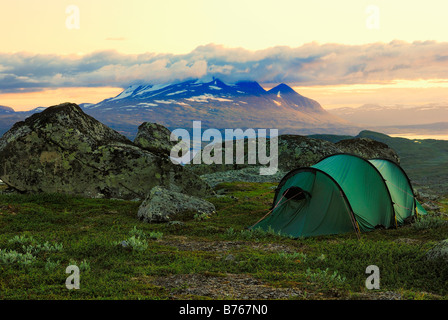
left=185, top=135, right=343, bottom=175
left=137, top=186, right=216, bottom=223
left=335, top=137, right=400, bottom=164
left=0, top=103, right=212, bottom=200
left=184, top=134, right=400, bottom=184
left=134, top=122, right=177, bottom=156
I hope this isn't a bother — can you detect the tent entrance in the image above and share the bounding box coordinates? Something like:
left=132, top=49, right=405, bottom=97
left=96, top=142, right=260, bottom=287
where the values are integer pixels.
left=282, top=186, right=311, bottom=201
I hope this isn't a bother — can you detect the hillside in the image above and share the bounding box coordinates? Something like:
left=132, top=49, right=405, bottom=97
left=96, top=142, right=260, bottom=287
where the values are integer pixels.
left=310, top=130, right=448, bottom=195
left=329, top=104, right=448, bottom=137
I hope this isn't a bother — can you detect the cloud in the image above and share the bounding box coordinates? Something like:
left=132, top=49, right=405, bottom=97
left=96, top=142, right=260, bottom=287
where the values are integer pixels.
left=1, top=41, right=448, bottom=93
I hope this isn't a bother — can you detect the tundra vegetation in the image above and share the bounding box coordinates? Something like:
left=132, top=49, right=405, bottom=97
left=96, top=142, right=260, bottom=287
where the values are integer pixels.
left=0, top=182, right=447, bottom=300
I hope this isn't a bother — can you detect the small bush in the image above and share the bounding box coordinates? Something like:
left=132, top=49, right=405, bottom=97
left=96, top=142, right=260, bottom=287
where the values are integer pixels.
left=148, top=231, right=163, bottom=240
left=22, top=241, right=64, bottom=255
left=0, top=249, right=36, bottom=267
left=8, top=235, right=64, bottom=254
left=45, top=258, right=61, bottom=271
left=194, top=211, right=212, bottom=221
left=129, top=226, right=147, bottom=239
left=8, top=235, right=37, bottom=246
left=114, top=236, right=148, bottom=252
left=305, top=267, right=347, bottom=286
left=68, top=259, right=91, bottom=272
left=412, top=215, right=447, bottom=230
left=277, top=252, right=308, bottom=262
left=128, top=227, right=163, bottom=240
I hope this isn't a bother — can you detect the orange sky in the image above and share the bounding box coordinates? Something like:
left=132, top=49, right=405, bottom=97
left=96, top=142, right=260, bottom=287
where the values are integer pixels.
left=1, top=1, right=448, bottom=111
left=0, top=87, right=123, bottom=111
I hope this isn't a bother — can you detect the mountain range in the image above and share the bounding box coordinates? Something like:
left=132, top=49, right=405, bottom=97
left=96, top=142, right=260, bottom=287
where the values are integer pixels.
left=78, top=79, right=357, bottom=138
left=0, top=79, right=359, bottom=139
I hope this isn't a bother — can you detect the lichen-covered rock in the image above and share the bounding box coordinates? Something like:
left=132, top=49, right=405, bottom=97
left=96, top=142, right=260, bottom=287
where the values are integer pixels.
left=276, top=135, right=342, bottom=171
left=134, top=122, right=177, bottom=156
left=0, top=103, right=212, bottom=200
left=200, top=167, right=287, bottom=187
left=425, top=239, right=448, bottom=262
left=185, top=135, right=342, bottom=175
left=185, top=134, right=400, bottom=178
left=137, top=186, right=216, bottom=223
left=335, top=137, right=400, bottom=164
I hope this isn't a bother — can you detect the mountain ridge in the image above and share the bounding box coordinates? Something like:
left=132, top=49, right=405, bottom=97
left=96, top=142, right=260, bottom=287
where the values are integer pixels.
left=81, top=78, right=356, bottom=138
left=0, top=79, right=359, bottom=138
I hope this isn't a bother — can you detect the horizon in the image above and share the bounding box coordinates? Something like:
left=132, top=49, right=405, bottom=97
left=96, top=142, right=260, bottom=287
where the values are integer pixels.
left=3, top=74, right=448, bottom=112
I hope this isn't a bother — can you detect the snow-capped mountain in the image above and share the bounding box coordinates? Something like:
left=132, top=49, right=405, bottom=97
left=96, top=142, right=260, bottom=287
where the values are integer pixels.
left=82, top=79, right=355, bottom=138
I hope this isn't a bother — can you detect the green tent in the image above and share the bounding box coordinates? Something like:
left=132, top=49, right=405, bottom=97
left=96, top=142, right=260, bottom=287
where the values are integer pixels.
left=252, top=153, right=426, bottom=238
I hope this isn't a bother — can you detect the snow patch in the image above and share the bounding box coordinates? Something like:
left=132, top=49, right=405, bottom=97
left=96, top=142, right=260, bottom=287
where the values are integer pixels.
left=185, top=94, right=233, bottom=103
left=138, top=102, right=158, bottom=107
left=166, top=90, right=188, bottom=96
left=109, top=85, right=140, bottom=101
left=154, top=100, right=175, bottom=104
left=135, top=83, right=171, bottom=96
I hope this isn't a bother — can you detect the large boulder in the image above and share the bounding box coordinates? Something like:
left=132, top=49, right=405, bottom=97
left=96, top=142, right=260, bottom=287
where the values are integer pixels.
left=134, top=122, right=177, bottom=156
left=335, top=137, right=400, bottom=164
left=185, top=134, right=399, bottom=177
left=276, top=135, right=342, bottom=171
left=137, top=186, right=216, bottom=223
left=0, top=103, right=212, bottom=200
left=185, top=135, right=342, bottom=176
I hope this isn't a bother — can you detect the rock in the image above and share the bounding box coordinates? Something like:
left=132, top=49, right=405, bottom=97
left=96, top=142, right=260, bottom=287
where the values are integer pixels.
left=185, top=134, right=400, bottom=179
left=186, top=135, right=342, bottom=176
left=134, top=122, right=177, bottom=156
left=137, top=186, right=216, bottom=223
left=276, top=135, right=342, bottom=171
left=0, top=103, right=212, bottom=200
left=200, top=167, right=286, bottom=187
left=335, top=137, right=400, bottom=164
left=425, top=239, right=448, bottom=262
left=120, top=241, right=129, bottom=248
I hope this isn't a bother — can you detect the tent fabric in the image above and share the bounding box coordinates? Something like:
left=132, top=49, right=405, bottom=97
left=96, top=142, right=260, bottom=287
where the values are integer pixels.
left=255, top=168, right=358, bottom=238
left=313, top=154, right=396, bottom=232
left=253, top=153, right=426, bottom=238
left=368, top=158, right=418, bottom=225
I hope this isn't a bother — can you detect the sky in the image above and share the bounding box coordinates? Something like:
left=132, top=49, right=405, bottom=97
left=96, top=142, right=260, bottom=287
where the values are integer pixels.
left=1, top=0, right=448, bottom=110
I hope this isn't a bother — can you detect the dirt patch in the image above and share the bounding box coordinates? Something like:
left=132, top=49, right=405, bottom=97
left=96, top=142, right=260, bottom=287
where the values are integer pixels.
left=153, top=273, right=308, bottom=300
left=152, top=239, right=311, bottom=299
left=161, top=238, right=301, bottom=254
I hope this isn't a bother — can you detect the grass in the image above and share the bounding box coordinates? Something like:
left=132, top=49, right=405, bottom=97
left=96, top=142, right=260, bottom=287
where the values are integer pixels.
left=0, top=182, right=447, bottom=300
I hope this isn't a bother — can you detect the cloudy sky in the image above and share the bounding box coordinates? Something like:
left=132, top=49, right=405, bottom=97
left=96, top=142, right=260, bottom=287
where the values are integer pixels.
left=1, top=0, right=448, bottom=110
